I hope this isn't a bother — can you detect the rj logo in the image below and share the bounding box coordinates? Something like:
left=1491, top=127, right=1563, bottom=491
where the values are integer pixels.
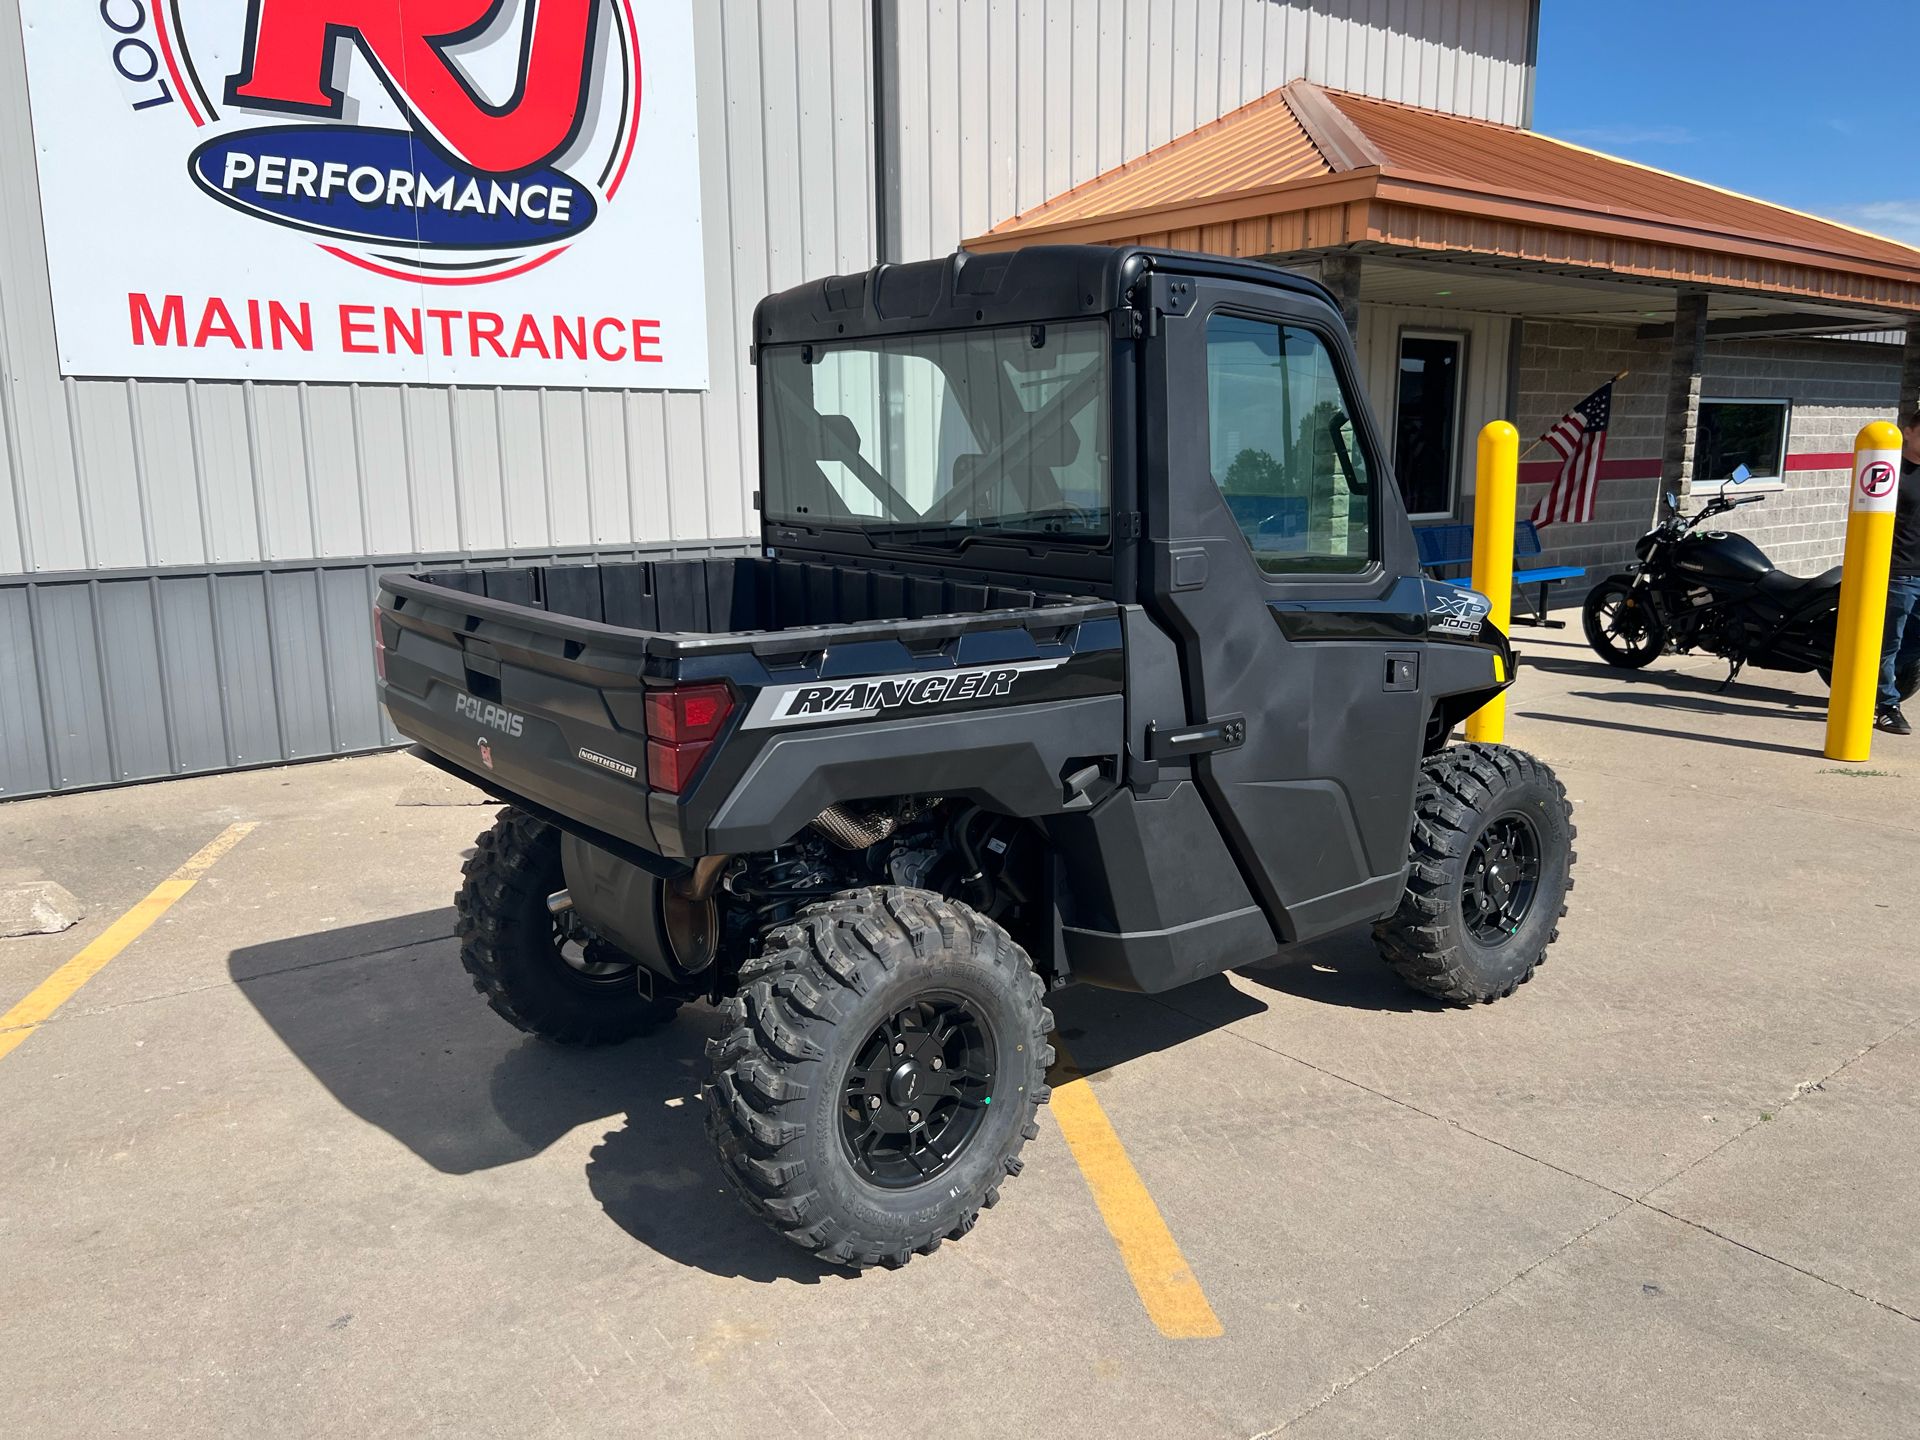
left=224, top=0, right=603, bottom=173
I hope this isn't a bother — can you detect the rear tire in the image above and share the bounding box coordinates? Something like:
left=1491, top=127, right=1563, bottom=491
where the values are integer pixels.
left=1583, top=579, right=1664, bottom=669
left=455, top=809, right=679, bottom=1045
left=1374, top=744, right=1575, bottom=1006
left=704, top=887, right=1053, bottom=1270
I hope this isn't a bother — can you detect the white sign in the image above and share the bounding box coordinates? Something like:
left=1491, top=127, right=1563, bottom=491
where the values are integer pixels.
left=18, top=0, right=709, bottom=389
left=1855, top=449, right=1902, bottom=514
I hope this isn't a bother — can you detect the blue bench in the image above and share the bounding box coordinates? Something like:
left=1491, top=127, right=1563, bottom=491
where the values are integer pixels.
left=1414, top=521, right=1584, bottom=627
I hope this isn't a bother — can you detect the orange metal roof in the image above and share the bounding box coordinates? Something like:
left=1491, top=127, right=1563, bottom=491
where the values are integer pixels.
left=971, top=82, right=1920, bottom=313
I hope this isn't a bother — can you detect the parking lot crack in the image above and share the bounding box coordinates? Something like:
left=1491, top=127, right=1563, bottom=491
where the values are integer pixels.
left=1149, top=993, right=1635, bottom=1205
left=1248, top=1199, right=1637, bottom=1436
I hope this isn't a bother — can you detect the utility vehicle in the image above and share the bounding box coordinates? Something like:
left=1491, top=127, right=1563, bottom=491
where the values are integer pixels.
left=376, top=246, right=1576, bottom=1269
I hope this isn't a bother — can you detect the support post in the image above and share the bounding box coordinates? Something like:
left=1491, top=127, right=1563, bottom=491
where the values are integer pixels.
left=1317, top=252, right=1363, bottom=337
left=1900, top=323, right=1920, bottom=420
left=1660, top=292, right=1710, bottom=507
left=1465, top=421, right=1520, bottom=745
left=1824, top=422, right=1905, bottom=761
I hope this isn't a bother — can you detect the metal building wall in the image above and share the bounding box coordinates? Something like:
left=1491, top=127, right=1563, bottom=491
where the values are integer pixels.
left=889, top=0, right=1539, bottom=261
left=0, top=0, right=877, bottom=798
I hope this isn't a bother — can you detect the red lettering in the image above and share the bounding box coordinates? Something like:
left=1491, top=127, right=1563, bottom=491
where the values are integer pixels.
left=339, top=304, right=377, bottom=354
left=383, top=307, right=423, bottom=356
left=632, top=319, right=663, bottom=363
left=246, top=298, right=263, bottom=349
left=426, top=308, right=459, bottom=354
left=129, top=292, right=186, bottom=347
left=468, top=311, right=507, bottom=358
left=226, top=0, right=597, bottom=172
left=509, top=313, right=551, bottom=360
left=194, top=298, right=245, bottom=349
left=552, top=315, right=587, bottom=361
left=592, top=317, right=626, bottom=362
left=268, top=301, right=312, bottom=351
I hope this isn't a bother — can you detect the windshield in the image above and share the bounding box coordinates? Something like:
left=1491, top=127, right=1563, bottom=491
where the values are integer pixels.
left=760, top=320, right=1111, bottom=546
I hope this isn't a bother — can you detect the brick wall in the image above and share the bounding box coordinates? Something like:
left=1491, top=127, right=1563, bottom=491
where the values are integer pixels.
left=1694, top=337, right=1900, bottom=576
left=1510, top=323, right=1902, bottom=602
left=1513, top=320, right=1668, bottom=588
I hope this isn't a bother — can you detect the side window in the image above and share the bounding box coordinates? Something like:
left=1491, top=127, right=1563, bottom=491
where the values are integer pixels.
left=1205, top=314, right=1374, bottom=575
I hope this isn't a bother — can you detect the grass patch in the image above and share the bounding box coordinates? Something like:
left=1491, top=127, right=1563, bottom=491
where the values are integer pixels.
left=1819, top=767, right=1896, bottom=778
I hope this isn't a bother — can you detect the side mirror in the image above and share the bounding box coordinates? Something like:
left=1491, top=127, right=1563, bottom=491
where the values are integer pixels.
left=1731, top=464, right=1753, bottom=486
left=1664, top=490, right=1679, bottom=515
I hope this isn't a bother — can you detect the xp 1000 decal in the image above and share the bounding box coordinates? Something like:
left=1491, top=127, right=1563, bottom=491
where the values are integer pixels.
left=21, top=0, right=708, bottom=387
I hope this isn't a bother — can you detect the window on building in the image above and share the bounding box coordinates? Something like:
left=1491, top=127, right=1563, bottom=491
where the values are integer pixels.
left=1695, top=399, right=1792, bottom=488
left=1205, top=314, right=1374, bottom=574
left=1393, top=333, right=1464, bottom=518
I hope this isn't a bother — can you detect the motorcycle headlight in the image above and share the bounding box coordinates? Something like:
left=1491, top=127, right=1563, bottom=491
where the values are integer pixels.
left=1635, top=533, right=1657, bottom=561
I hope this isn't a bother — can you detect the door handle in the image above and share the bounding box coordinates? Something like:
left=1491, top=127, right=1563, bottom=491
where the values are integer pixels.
left=1146, top=713, right=1246, bottom=759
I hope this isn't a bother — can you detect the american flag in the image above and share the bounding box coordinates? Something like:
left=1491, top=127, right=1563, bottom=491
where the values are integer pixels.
left=1530, top=381, right=1613, bottom=527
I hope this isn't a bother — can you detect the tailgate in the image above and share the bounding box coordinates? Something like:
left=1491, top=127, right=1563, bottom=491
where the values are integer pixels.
left=375, top=575, right=670, bottom=860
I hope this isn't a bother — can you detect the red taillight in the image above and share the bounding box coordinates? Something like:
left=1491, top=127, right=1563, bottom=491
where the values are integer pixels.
left=373, top=604, right=387, bottom=681
left=643, top=683, right=733, bottom=792
left=644, top=684, right=733, bottom=744
left=647, top=738, right=711, bottom=792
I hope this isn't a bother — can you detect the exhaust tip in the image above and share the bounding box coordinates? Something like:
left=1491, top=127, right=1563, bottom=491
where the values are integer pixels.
left=546, top=889, right=573, bottom=916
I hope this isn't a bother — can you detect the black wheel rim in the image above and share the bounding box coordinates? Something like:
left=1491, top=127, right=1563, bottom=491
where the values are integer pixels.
left=840, top=994, right=998, bottom=1190
left=1463, top=812, right=1542, bottom=945
left=1593, top=590, right=1656, bottom=660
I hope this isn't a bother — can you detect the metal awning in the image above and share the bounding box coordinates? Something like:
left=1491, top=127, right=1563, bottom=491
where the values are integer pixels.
left=966, top=81, right=1920, bottom=322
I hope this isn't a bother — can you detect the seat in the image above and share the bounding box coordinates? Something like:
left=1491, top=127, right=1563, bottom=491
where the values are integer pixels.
left=1756, top=566, right=1843, bottom=597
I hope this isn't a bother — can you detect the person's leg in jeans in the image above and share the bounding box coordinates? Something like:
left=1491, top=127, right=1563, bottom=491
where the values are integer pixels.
left=1897, top=578, right=1920, bottom=702
left=1880, top=578, right=1920, bottom=710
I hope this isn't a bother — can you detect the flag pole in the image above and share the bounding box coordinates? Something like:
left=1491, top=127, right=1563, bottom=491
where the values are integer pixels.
left=1516, top=369, right=1630, bottom=465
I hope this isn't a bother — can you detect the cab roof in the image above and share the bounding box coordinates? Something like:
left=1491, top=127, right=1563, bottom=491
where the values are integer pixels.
left=751, top=244, right=1341, bottom=350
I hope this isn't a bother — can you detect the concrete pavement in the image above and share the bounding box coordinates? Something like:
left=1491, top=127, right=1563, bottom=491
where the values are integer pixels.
left=0, top=629, right=1915, bottom=1438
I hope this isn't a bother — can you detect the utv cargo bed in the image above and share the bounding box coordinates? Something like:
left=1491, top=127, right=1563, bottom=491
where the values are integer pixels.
left=376, top=555, right=1126, bottom=866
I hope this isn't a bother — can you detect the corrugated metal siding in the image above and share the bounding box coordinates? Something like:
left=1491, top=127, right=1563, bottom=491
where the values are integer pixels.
left=0, top=546, right=743, bottom=798
left=0, top=0, right=876, bottom=577
left=0, top=0, right=873, bottom=795
left=892, top=0, right=1537, bottom=261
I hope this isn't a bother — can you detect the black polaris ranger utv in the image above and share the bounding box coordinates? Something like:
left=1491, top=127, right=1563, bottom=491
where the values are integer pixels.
left=376, top=246, right=1575, bottom=1270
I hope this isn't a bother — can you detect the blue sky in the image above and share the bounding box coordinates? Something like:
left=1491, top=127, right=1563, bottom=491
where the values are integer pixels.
left=1534, top=0, right=1920, bottom=243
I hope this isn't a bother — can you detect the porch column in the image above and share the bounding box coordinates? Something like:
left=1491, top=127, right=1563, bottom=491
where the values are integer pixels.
left=1318, top=252, right=1363, bottom=336
left=1661, top=291, right=1710, bottom=503
left=1901, top=322, right=1920, bottom=420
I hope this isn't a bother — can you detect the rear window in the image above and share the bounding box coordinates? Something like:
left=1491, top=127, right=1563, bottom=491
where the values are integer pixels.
left=760, top=321, right=1111, bottom=548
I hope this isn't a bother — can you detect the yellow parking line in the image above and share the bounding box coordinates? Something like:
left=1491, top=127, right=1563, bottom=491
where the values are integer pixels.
left=1049, top=1043, right=1223, bottom=1339
left=0, top=821, right=257, bottom=1063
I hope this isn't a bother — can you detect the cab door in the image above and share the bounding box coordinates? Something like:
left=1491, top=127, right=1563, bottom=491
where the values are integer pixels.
left=1139, top=272, right=1431, bottom=943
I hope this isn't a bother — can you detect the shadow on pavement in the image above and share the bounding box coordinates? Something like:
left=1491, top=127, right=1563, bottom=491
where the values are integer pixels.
left=1233, top=924, right=1442, bottom=1013
left=1566, top=687, right=1824, bottom=724
left=228, top=911, right=841, bottom=1283
left=230, top=912, right=1300, bottom=1281
left=1516, top=709, right=1821, bottom=757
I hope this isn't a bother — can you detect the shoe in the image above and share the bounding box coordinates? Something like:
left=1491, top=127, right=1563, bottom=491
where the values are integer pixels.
left=1876, top=706, right=1912, bottom=736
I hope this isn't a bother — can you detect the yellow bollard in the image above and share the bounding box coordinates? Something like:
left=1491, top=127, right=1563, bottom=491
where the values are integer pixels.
left=1465, top=421, right=1520, bottom=745
left=1825, top=421, right=1905, bottom=761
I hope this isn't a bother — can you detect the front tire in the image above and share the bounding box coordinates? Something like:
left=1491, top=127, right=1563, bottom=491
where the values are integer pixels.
left=1374, top=744, right=1575, bottom=1006
left=1583, top=578, right=1665, bottom=668
left=455, top=809, right=679, bottom=1045
left=705, top=887, right=1053, bottom=1270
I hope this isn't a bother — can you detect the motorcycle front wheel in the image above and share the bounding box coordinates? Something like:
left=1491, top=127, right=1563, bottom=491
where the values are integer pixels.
left=1583, top=580, right=1666, bottom=669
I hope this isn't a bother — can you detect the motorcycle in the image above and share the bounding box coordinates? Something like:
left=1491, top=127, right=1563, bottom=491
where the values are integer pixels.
left=1582, top=473, right=1920, bottom=700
